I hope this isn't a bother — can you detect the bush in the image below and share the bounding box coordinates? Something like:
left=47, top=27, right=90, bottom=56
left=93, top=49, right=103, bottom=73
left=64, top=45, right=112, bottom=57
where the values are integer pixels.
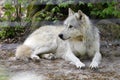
left=88, top=1, right=120, bottom=18
left=0, top=26, right=25, bottom=39
left=0, top=0, right=119, bottom=40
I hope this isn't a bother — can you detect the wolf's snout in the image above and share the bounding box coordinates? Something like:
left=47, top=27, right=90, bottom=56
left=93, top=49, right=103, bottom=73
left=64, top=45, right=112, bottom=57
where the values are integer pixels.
left=59, top=34, right=63, bottom=39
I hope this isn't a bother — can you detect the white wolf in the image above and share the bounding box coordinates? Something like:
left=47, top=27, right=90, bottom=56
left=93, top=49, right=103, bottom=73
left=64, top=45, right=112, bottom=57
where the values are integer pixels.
left=15, top=8, right=102, bottom=69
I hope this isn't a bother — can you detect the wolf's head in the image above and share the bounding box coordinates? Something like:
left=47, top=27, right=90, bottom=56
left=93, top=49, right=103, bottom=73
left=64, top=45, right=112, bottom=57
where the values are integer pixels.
left=59, top=8, right=90, bottom=40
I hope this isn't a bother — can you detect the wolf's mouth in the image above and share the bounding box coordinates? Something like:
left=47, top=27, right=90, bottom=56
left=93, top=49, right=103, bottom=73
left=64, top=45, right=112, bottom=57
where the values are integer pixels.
left=63, top=37, right=71, bottom=40
left=60, top=37, right=71, bottom=40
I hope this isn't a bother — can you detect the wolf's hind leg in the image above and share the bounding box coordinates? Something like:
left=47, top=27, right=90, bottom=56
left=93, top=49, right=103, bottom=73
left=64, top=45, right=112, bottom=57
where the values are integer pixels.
left=31, top=47, right=54, bottom=61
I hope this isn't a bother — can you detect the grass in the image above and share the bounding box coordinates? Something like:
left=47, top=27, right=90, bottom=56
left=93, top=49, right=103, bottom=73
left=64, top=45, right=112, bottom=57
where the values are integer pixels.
left=0, top=67, right=9, bottom=80
left=0, top=76, right=9, bottom=80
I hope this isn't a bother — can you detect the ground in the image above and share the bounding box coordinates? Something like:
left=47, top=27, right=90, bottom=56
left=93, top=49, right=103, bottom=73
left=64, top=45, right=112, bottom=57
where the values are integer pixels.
left=0, top=41, right=120, bottom=80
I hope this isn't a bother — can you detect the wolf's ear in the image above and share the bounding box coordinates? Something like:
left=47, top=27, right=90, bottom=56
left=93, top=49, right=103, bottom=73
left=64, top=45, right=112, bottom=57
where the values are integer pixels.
left=77, top=10, right=83, bottom=20
left=68, top=8, right=74, bottom=16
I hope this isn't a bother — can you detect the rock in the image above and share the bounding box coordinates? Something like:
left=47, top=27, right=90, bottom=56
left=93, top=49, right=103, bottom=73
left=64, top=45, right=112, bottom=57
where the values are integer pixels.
left=96, top=19, right=120, bottom=41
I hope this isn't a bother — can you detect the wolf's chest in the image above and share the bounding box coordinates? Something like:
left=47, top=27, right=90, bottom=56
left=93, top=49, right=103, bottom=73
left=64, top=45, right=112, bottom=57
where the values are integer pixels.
left=70, top=41, right=86, bottom=56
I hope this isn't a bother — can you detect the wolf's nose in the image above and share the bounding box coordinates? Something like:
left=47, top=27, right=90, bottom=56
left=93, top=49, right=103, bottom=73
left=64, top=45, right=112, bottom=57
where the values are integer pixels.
left=59, top=34, right=63, bottom=39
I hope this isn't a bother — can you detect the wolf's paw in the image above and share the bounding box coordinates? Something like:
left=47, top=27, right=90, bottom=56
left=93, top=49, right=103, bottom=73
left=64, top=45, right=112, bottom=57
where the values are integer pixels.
left=89, top=61, right=99, bottom=70
left=76, top=62, right=85, bottom=69
left=9, top=57, right=17, bottom=61
left=42, top=53, right=56, bottom=60
left=48, top=53, right=56, bottom=60
left=31, top=55, right=40, bottom=62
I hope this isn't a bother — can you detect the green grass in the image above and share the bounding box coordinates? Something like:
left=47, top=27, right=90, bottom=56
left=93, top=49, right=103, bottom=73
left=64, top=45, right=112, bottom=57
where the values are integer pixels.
left=0, top=75, right=9, bottom=80
left=0, top=67, right=9, bottom=80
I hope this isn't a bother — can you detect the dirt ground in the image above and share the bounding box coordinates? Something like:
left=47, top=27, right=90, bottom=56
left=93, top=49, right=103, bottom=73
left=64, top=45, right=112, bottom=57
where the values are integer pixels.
left=0, top=41, right=120, bottom=80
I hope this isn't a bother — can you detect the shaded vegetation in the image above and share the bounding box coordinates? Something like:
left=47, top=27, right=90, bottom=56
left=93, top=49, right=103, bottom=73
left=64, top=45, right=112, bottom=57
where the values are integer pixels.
left=0, top=26, right=25, bottom=39
left=0, top=0, right=120, bottom=42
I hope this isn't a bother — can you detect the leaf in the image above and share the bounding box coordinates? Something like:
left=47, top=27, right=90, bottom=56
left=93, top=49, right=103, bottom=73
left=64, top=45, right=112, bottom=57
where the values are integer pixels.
left=51, top=6, right=60, bottom=13
left=4, top=11, right=11, bottom=16
left=113, top=11, right=120, bottom=17
left=58, top=2, right=69, bottom=8
left=45, top=16, right=51, bottom=20
left=79, top=1, right=84, bottom=5
left=88, top=3, right=93, bottom=8
left=18, top=0, right=23, bottom=3
left=4, top=4, right=11, bottom=9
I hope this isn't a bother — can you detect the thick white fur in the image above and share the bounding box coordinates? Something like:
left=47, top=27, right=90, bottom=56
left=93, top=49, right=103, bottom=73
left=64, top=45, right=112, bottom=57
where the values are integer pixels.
left=15, top=8, right=102, bottom=69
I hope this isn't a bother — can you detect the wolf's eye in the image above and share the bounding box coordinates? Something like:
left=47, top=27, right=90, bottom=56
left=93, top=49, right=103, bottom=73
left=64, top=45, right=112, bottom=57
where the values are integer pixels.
left=69, top=25, right=73, bottom=28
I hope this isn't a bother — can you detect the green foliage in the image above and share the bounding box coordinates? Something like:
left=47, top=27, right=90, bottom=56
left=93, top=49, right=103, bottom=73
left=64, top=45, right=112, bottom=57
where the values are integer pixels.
left=2, top=0, right=29, bottom=21
left=2, top=0, right=119, bottom=22
left=0, top=26, right=25, bottom=39
left=31, top=0, right=120, bottom=23
left=31, top=0, right=74, bottom=22
left=88, top=1, right=120, bottom=18
left=0, top=0, right=28, bottom=40
left=0, top=75, right=9, bottom=80
left=2, top=0, right=120, bottom=21
left=0, top=0, right=119, bottom=40
left=3, top=0, right=15, bottom=21
left=0, top=68, right=9, bottom=80
left=58, top=1, right=74, bottom=8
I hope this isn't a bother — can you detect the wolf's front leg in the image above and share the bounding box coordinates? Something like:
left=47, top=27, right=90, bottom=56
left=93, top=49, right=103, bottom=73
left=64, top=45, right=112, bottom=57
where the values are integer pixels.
left=62, top=50, right=85, bottom=69
left=62, top=42, right=85, bottom=69
left=89, top=33, right=102, bottom=69
left=89, top=52, right=101, bottom=69
left=89, top=40, right=102, bottom=69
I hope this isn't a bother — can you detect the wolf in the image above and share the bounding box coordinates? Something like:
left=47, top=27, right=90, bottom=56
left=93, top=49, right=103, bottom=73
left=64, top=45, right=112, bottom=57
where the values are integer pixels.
left=15, top=8, right=102, bottom=69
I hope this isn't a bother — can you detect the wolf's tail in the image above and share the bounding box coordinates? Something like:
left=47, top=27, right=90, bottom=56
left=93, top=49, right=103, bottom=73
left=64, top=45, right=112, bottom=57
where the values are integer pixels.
left=15, top=44, right=32, bottom=60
